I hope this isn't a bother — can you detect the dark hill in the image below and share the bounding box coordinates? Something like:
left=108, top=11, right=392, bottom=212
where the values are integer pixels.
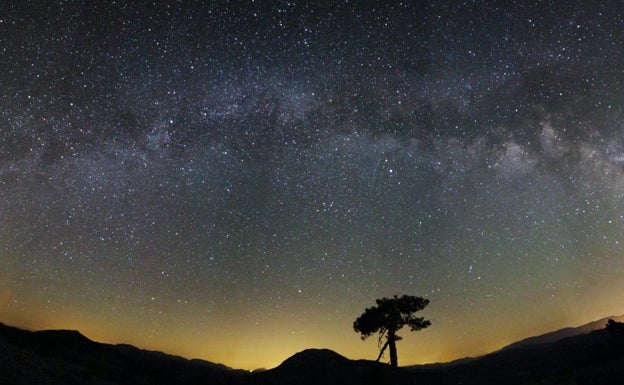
left=279, top=348, right=350, bottom=368
left=500, top=314, right=624, bottom=351
left=0, top=322, right=246, bottom=385
left=407, top=328, right=624, bottom=385
left=251, top=348, right=408, bottom=385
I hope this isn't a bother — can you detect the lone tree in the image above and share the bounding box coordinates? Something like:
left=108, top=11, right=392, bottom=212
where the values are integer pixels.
left=353, top=294, right=430, bottom=367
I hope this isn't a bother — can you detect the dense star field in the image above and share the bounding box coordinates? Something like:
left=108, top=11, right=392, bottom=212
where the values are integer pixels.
left=1, top=1, right=624, bottom=370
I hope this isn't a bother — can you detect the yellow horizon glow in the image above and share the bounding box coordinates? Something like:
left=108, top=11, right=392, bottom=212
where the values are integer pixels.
left=2, top=303, right=623, bottom=370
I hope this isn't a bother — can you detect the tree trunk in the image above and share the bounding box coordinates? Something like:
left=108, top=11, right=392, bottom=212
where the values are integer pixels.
left=388, top=329, right=398, bottom=367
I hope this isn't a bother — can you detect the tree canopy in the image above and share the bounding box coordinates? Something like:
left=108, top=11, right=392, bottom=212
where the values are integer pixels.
left=353, top=294, right=430, bottom=367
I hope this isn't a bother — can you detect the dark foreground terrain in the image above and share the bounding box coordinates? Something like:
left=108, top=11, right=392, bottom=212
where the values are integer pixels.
left=1, top=319, right=624, bottom=385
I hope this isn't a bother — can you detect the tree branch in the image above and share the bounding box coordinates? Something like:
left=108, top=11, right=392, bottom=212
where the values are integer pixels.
left=376, top=339, right=390, bottom=362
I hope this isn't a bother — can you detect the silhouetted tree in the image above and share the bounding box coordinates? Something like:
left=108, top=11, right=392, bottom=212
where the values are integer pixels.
left=606, top=319, right=624, bottom=347
left=353, top=294, right=431, bottom=367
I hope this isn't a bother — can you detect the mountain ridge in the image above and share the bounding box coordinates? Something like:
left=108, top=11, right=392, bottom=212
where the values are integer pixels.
left=499, top=314, right=624, bottom=352
left=0, top=321, right=247, bottom=385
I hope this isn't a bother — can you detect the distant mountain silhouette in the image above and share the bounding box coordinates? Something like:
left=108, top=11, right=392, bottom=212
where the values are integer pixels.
left=500, top=314, right=624, bottom=351
left=0, top=322, right=246, bottom=385
left=408, top=328, right=624, bottom=385
left=2, top=317, right=624, bottom=385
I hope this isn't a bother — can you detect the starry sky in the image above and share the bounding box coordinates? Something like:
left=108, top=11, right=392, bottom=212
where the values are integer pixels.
left=2, top=0, right=624, bottom=370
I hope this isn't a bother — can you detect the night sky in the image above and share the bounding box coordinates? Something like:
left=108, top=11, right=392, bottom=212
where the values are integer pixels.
left=2, top=0, right=624, bottom=370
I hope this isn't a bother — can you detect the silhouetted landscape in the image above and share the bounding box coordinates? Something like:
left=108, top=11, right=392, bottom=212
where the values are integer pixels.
left=2, top=317, right=624, bottom=385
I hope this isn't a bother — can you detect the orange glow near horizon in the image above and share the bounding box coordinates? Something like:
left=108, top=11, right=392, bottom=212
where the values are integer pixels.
left=2, top=254, right=624, bottom=371
left=3, top=291, right=623, bottom=370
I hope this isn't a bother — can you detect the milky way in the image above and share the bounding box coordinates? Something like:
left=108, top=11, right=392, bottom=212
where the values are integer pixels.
left=1, top=1, right=624, bottom=369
